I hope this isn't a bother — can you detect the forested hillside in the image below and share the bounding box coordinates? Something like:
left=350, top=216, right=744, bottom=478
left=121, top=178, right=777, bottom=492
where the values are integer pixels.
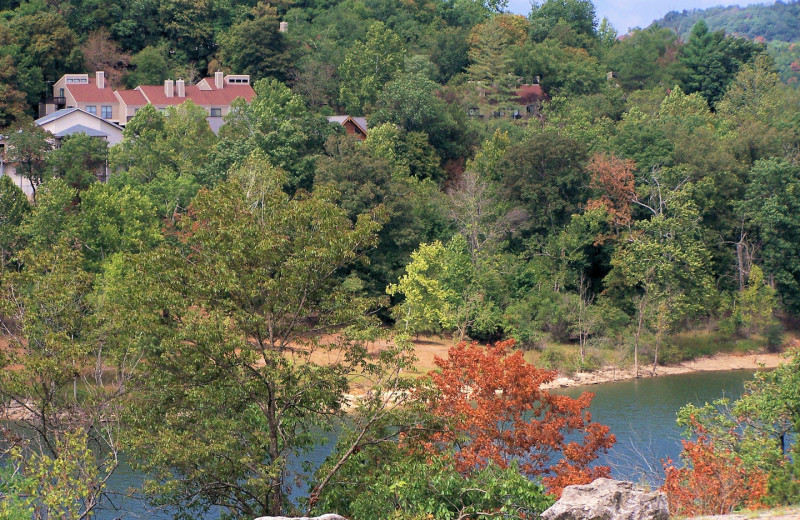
left=656, top=1, right=800, bottom=42
left=2, top=0, right=800, bottom=518
left=654, top=1, right=800, bottom=83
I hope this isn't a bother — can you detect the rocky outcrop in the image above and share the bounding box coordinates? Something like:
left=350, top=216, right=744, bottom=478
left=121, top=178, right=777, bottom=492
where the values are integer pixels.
left=254, top=516, right=346, bottom=520
left=542, top=478, right=670, bottom=520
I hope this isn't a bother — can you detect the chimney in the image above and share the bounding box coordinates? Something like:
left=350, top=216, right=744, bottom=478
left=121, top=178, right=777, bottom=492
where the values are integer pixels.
left=96, top=71, right=105, bottom=89
left=279, top=21, right=288, bottom=33
left=165, top=79, right=174, bottom=98
left=176, top=79, right=185, bottom=98
left=215, top=70, right=224, bottom=89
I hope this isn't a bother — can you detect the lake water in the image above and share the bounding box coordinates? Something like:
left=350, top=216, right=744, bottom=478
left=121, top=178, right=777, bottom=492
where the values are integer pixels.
left=92, top=369, right=758, bottom=519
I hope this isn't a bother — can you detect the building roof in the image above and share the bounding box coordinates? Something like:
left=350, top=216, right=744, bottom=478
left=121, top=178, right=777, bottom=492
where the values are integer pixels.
left=35, top=107, right=124, bottom=130
left=66, top=77, right=118, bottom=104
left=136, top=83, right=255, bottom=107
left=115, top=89, right=148, bottom=106
left=516, top=84, right=547, bottom=105
left=327, top=115, right=368, bottom=135
left=52, top=124, right=110, bottom=138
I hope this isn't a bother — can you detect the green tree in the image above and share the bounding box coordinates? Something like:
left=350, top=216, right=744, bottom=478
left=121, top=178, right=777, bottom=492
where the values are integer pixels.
left=604, top=26, right=687, bottom=91
left=212, top=78, right=332, bottom=193
left=0, top=242, right=122, bottom=519
left=529, top=0, right=597, bottom=45
left=0, top=174, right=29, bottom=267
left=606, top=186, right=715, bottom=376
left=388, top=235, right=487, bottom=340
left=109, top=101, right=214, bottom=218
left=742, top=158, right=800, bottom=313
left=338, top=21, right=404, bottom=114
left=680, top=20, right=763, bottom=108
left=126, top=45, right=171, bottom=88
left=106, top=152, right=386, bottom=516
left=219, top=3, right=290, bottom=81
left=500, top=128, right=589, bottom=236
left=466, top=19, right=518, bottom=107
left=6, top=122, right=52, bottom=202
left=48, top=133, right=108, bottom=191
left=513, top=38, right=605, bottom=97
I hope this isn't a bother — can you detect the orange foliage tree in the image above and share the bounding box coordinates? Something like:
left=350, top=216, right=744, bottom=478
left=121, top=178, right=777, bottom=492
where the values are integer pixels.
left=585, top=152, right=636, bottom=232
left=426, top=339, right=615, bottom=497
left=661, top=418, right=769, bottom=517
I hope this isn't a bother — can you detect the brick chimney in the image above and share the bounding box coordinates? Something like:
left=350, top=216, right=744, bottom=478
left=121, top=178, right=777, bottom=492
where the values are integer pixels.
left=215, top=70, right=224, bottom=89
left=176, top=79, right=185, bottom=98
left=165, top=79, right=174, bottom=98
left=96, top=71, right=105, bottom=89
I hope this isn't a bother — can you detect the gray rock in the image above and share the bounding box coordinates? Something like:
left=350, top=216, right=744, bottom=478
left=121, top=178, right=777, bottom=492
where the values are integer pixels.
left=542, top=478, right=670, bottom=520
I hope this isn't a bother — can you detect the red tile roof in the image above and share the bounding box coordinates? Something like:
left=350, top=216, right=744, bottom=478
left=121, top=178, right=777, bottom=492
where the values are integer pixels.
left=136, top=84, right=255, bottom=107
left=115, top=89, right=147, bottom=106
left=516, top=84, right=547, bottom=105
left=67, top=77, right=118, bottom=103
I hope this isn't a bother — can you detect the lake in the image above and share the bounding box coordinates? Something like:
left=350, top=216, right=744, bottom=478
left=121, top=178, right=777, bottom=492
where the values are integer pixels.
left=92, top=369, right=758, bottom=519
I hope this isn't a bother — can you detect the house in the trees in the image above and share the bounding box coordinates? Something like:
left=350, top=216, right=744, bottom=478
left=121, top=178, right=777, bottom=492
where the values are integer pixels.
left=44, top=71, right=256, bottom=133
left=326, top=115, right=368, bottom=140
left=0, top=107, right=123, bottom=196
left=36, top=107, right=124, bottom=146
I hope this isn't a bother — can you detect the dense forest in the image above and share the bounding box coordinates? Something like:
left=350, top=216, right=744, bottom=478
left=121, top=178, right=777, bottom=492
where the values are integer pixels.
left=655, top=1, right=800, bottom=84
left=2, top=0, right=800, bottom=518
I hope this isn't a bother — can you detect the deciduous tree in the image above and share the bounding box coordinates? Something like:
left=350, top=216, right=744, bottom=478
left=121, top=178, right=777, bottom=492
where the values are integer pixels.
left=106, top=152, right=387, bottom=516
left=427, top=339, right=615, bottom=497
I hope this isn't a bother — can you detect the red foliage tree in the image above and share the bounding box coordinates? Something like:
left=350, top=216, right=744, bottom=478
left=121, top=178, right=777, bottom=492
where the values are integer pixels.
left=426, top=339, right=615, bottom=497
left=661, top=418, right=768, bottom=517
left=585, top=153, right=636, bottom=232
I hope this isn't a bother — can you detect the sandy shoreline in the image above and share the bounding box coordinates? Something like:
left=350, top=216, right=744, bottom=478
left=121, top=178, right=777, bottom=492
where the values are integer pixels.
left=541, top=351, right=788, bottom=390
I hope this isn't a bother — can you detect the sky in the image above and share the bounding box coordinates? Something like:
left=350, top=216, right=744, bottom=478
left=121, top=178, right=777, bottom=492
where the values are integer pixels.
left=506, top=0, right=776, bottom=35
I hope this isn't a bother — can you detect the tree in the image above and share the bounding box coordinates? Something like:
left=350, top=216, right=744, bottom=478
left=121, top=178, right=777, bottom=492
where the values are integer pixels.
left=314, top=134, right=444, bottom=297
left=742, top=158, right=800, bottom=313
left=338, top=21, right=404, bottom=114
left=218, top=4, right=290, bottom=81
left=81, top=28, right=130, bottom=89
left=427, top=339, right=615, bottom=497
left=212, top=78, right=332, bottom=193
left=680, top=20, right=763, bottom=108
left=585, top=152, right=636, bottom=233
left=372, top=72, right=459, bottom=163
left=500, top=129, right=589, bottom=236
left=0, top=242, right=122, bottom=520
left=529, top=0, right=597, bottom=45
left=126, top=46, right=171, bottom=88
left=48, top=133, right=108, bottom=191
left=466, top=18, right=519, bottom=107
left=606, top=181, right=715, bottom=376
left=106, top=152, right=386, bottom=516
left=5, top=122, right=52, bottom=202
left=387, top=236, right=477, bottom=339
left=109, top=101, right=215, bottom=218
left=0, top=175, right=29, bottom=267
left=604, top=26, right=686, bottom=92
left=662, top=411, right=769, bottom=517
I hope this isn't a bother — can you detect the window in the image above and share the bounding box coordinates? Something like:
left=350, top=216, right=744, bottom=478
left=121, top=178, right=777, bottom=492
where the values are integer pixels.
left=86, top=105, right=97, bottom=115
left=101, top=106, right=112, bottom=119
left=210, top=108, right=222, bottom=117
left=59, top=88, right=65, bottom=98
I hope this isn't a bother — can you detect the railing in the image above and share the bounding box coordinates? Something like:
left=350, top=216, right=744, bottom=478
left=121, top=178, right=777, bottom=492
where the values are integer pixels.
left=43, top=96, right=66, bottom=105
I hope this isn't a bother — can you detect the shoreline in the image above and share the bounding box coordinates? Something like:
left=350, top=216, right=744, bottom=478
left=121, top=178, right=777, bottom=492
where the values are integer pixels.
left=541, top=351, right=788, bottom=390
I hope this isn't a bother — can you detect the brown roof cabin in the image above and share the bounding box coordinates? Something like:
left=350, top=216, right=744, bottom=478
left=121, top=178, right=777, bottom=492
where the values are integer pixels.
left=327, top=115, right=368, bottom=140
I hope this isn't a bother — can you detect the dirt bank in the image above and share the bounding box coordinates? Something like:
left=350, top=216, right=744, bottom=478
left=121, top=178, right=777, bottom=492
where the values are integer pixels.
left=541, top=351, right=788, bottom=390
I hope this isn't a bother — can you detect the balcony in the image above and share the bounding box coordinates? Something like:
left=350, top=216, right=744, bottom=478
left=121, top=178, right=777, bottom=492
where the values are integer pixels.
left=38, top=97, right=67, bottom=118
